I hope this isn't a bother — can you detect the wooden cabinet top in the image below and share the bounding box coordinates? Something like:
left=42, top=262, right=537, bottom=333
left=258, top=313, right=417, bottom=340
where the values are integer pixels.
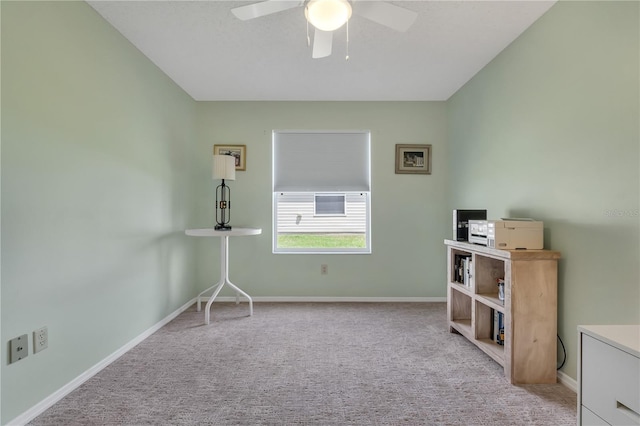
left=445, top=239, right=561, bottom=260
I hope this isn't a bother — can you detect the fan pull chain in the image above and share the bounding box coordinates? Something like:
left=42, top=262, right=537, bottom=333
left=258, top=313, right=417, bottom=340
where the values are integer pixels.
left=306, top=19, right=311, bottom=47
left=345, top=19, right=349, bottom=61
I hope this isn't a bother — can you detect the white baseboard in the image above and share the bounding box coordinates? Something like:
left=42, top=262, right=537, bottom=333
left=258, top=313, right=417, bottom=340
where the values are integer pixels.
left=207, top=296, right=447, bottom=303
left=557, top=370, right=577, bottom=393
left=7, top=297, right=198, bottom=426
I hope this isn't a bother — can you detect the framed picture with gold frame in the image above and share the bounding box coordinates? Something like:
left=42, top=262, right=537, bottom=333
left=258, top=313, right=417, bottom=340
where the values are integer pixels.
left=213, top=144, right=246, bottom=171
left=395, top=144, right=431, bottom=175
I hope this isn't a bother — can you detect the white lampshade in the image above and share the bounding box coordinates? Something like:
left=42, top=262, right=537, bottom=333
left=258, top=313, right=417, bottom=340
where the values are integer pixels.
left=305, top=0, right=352, bottom=32
left=212, top=155, right=236, bottom=181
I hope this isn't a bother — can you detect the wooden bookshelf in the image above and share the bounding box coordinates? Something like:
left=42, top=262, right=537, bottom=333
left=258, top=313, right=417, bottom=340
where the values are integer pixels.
left=445, top=239, right=560, bottom=384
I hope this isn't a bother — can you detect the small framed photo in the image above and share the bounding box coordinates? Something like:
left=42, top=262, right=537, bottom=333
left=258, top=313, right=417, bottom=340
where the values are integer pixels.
left=395, top=144, right=432, bottom=175
left=213, top=144, right=246, bottom=171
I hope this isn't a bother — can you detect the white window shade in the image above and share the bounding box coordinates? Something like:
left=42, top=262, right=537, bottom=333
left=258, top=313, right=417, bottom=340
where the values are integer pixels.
left=273, top=131, right=370, bottom=192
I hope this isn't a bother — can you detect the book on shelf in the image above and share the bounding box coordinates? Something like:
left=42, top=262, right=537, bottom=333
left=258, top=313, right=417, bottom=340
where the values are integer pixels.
left=453, top=254, right=461, bottom=283
left=493, top=309, right=504, bottom=345
left=463, top=257, right=472, bottom=287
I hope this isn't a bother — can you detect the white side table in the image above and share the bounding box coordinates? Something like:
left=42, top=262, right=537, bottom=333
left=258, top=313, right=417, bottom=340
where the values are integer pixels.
left=185, top=227, right=262, bottom=324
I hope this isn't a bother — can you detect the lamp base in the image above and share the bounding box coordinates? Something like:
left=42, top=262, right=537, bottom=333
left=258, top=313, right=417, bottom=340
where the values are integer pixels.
left=214, top=224, right=232, bottom=231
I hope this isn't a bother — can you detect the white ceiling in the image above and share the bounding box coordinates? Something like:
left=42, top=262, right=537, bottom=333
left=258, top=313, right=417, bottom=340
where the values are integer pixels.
left=87, top=0, right=556, bottom=101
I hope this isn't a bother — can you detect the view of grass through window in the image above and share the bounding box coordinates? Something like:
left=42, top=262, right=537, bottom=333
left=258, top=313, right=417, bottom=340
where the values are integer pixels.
left=278, top=234, right=366, bottom=248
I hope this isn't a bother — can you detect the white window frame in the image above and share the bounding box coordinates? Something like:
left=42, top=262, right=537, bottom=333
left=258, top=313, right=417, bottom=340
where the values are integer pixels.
left=272, top=130, right=371, bottom=254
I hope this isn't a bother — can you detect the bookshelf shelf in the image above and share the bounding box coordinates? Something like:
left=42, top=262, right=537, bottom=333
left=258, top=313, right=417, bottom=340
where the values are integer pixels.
left=450, top=319, right=472, bottom=338
left=476, top=338, right=505, bottom=366
left=450, top=281, right=473, bottom=296
left=445, top=239, right=560, bottom=384
left=476, top=294, right=504, bottom=313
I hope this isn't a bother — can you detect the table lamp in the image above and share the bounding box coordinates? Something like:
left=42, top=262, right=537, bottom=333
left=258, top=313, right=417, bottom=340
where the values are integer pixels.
left=212, top=154, right=236, bottom=230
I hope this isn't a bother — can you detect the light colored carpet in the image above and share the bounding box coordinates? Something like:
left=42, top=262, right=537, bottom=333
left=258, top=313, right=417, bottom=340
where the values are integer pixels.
left=29, top=302, right=576, bottom=425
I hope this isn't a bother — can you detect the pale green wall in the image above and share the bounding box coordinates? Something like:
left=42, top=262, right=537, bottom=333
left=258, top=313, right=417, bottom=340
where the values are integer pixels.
left=448, top=1, right=640, bottom=381
left=193, top=102, right=449, bottom=299
left=3, top=0, right=638, bottom=422
left=1, top=2, right=198, bottom=423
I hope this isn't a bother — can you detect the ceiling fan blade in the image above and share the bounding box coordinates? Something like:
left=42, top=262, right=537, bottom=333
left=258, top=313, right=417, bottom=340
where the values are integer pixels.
left=352, top=1, right=417, bottom=32
left=231, top=1, right=302, bottom=21
left=312, top=28, right=333, bottom=59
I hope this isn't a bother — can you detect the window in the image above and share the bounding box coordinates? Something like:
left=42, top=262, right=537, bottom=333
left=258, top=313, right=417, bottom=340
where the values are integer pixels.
left=273, top=131, right=371, bottom=254
left=315, top=194, right=346, bottom=216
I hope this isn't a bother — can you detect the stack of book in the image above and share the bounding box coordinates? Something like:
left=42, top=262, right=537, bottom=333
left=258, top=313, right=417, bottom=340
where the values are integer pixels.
left=453, top=254, right=472, bottom=287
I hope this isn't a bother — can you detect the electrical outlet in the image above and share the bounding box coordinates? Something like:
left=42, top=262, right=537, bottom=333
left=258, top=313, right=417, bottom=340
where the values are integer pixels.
left=321, top=264, right=328, bottom=275
left=10, top=334, right=29, bottom=364
left=34, top=326, right=48, bottom=353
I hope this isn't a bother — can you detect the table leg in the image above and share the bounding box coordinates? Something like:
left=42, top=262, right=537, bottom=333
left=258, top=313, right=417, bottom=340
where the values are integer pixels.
left=203, top=235, right=253, bottom=324
left=204, top=282, right=225, bottom=325
left=196, top=282, right=222, bottom=312
left=225, top=281, right=253, bottom=316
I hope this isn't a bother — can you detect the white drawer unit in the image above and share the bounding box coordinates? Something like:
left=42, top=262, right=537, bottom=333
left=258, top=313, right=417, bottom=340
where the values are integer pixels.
left=578, top=325, right=640, bottom=426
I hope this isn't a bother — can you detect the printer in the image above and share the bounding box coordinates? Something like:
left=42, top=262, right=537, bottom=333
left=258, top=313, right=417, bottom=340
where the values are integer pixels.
left=468, top=219, right=543, bottom=249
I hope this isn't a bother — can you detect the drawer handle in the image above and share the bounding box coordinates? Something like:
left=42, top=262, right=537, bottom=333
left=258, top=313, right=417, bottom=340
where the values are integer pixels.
left=617, top=401, right=640, bottom=424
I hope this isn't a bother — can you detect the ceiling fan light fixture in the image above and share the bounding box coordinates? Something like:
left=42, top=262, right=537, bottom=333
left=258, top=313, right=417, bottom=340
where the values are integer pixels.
left=305, top=0, right=352, bottom=32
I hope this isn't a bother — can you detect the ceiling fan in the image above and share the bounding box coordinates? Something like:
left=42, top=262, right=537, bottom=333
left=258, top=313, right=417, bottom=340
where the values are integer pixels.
left=231, top=0, right=418, bottom=59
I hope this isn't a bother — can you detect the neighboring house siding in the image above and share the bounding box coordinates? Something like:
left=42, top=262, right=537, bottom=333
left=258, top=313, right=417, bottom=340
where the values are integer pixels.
left=277, top=193, right=366, bottom=233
